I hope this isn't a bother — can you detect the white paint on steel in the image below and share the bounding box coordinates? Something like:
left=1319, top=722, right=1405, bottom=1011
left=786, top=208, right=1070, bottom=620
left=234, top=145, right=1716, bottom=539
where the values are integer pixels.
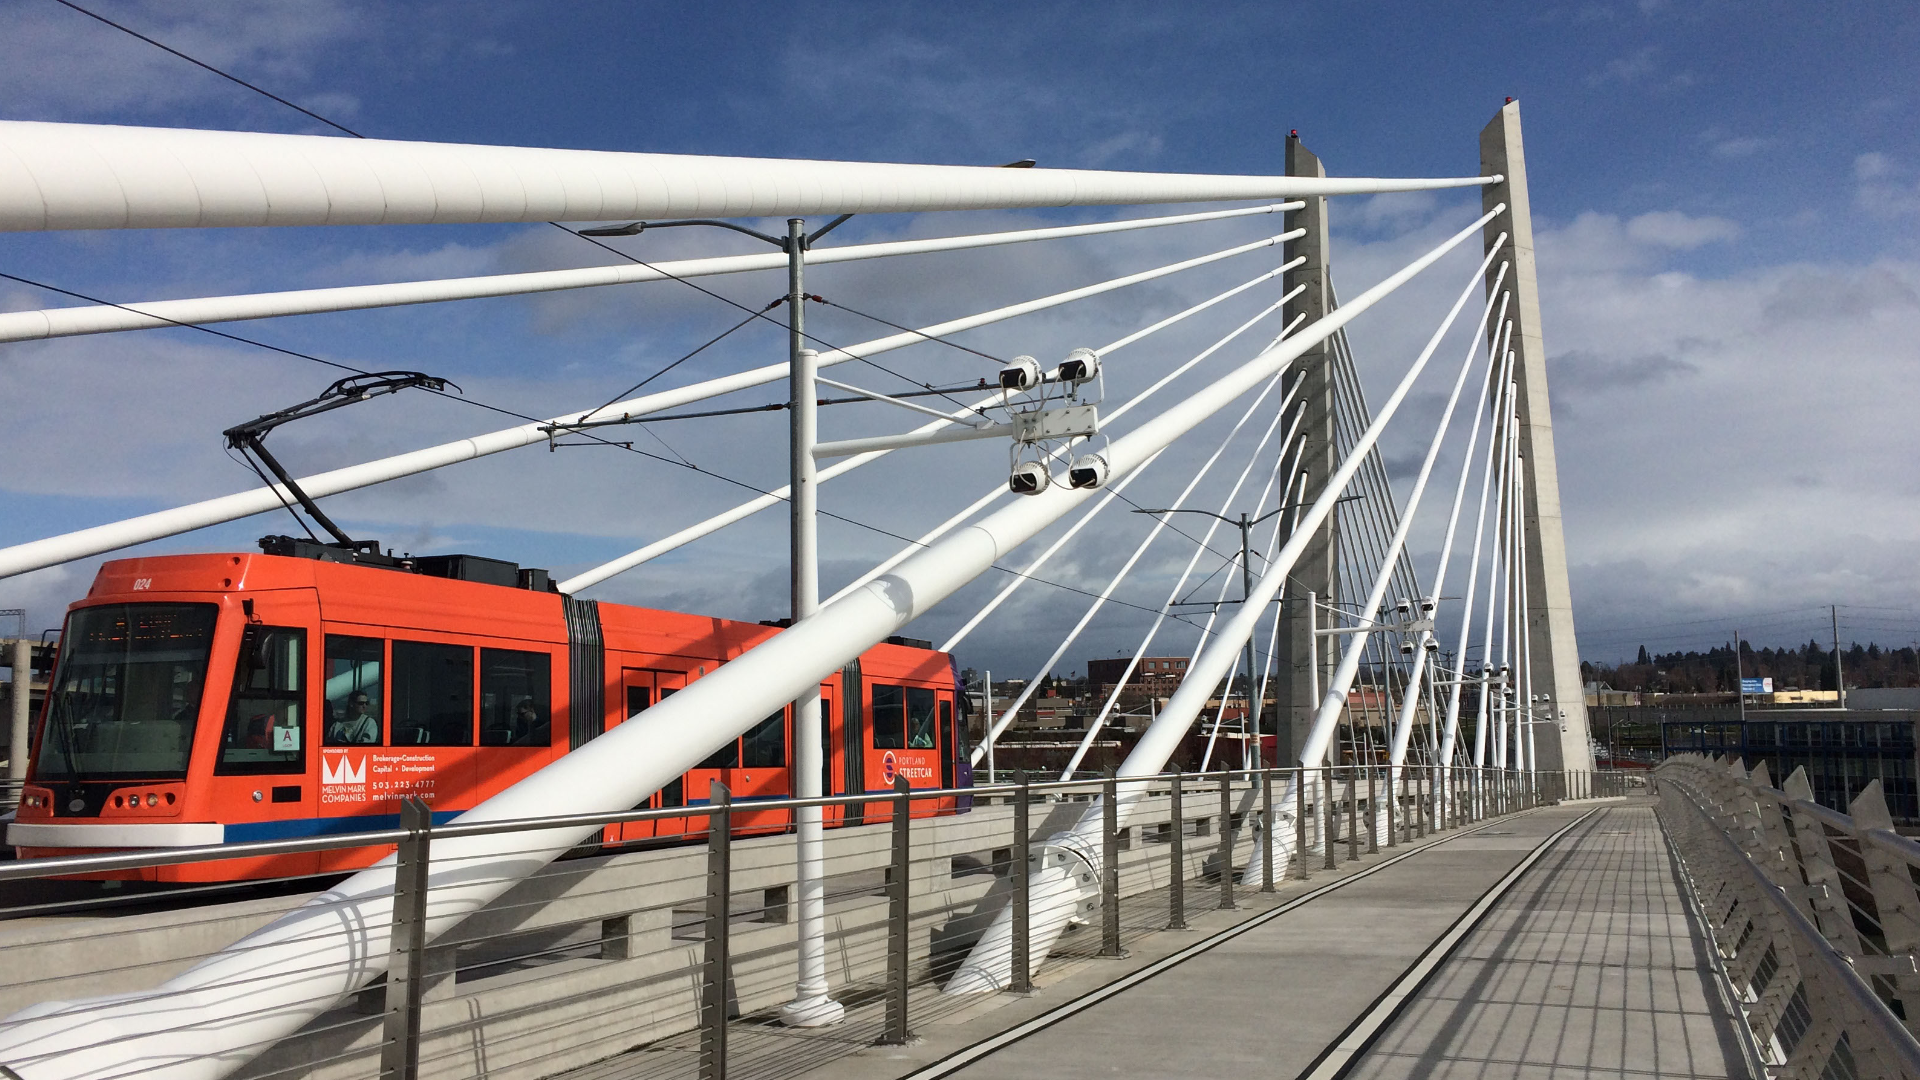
left=1298, top=254, right=1508, bottom=775
left=0, top=204, right=1302, bottom=344
left=559, top=258, right=1302, bottom=596
left=1381, top=272, right=1510, bottom=777
left=0, top=121, right=1497, bottom=232
left=0, top=208, right=1495, bottom=1080
left=1, top=233, right=1289, bottom=584
left=820, top=278, right=1306, bottom=611
left=944, top=212, right=1502, bottom=995
left=1441, top=323, right=1515, bottom=777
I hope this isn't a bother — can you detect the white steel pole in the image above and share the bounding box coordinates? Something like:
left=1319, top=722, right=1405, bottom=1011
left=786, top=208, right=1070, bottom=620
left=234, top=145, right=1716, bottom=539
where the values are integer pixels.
left=0, top=204, right=1303, bottom=344
left=945, top=216, right=1504, bottom=995
left=1384, top=271, right=1511, bottom=771
left=781, top=214, right=843, bottom=1027
left=1442, top=328, right=1515, bottom=774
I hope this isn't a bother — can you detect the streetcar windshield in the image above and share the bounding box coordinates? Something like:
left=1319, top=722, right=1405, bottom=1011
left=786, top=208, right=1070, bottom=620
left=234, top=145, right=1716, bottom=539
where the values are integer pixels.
left=34, top=603, right=219, bottom=781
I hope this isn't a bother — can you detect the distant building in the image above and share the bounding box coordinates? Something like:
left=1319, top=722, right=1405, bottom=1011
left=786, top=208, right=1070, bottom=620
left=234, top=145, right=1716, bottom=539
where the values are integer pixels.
left=1087, top=656, right=1189, bottom=698
left=1843, top=688, right=1920, bottom=710
left=1584, top=681, right=1641, bottom=707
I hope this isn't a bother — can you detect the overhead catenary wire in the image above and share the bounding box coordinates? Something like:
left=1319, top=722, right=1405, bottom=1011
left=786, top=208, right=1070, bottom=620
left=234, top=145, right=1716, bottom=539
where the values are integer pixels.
left=820, top=283, right=1308, bottom=608
left=1060, top=414, right=1307, bottom=781
left=563, top=259, right=1305, bottom=595
left=0, top=233, right=1296, bottom=582
left=970, top=364, right=1307, bottom=765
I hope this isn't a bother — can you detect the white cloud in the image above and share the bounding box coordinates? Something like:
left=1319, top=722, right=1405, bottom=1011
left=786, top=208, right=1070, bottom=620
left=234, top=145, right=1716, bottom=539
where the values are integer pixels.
left=0, top=1, right=373, bottom=126
left=1710, top=136, right=1769, bottom=159
left=1856, top=152, right=1920, bottom=217
left=1623, top=210, right=1742, bottom=248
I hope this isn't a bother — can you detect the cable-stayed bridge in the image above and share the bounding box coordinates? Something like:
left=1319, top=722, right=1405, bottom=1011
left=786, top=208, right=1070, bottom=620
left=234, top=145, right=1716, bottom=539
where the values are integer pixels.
left=0, top=106, right=1903, bottom=1080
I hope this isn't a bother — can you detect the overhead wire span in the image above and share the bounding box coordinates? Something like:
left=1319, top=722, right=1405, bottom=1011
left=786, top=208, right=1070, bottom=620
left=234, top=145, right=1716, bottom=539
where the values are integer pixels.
left=976, top=365, right=1307, bottom=766
left=823, top=276, right=1307, bottom=607
left=0, top=235, right=1293, bottom=582
left=563, top=260, right=1302, bottom=595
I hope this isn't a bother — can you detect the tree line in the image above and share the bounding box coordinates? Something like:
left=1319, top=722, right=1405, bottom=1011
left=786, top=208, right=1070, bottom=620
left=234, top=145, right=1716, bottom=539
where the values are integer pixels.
left=1583, top=640, right=1920, bottom=695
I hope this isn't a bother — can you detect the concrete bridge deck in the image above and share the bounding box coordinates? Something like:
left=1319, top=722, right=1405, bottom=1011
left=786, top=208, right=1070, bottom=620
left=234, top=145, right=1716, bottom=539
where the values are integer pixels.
left=793, top=798, right=1751, bottom=1080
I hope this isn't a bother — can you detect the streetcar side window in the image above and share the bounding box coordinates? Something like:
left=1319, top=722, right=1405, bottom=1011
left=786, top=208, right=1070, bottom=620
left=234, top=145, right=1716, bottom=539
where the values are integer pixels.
left=742, top=708, right=787, bottom=768
left=907, top=687, right=937, bottom=750
left=480, top=649, right=551, bottom=747
left=697, top=734, right=740, bottom=769
left=391, top=641, right=474, bottom=746
left=871, top=684, right=905, bottom=749
left=216, top=626, right=306, bottom=774
left=323, top=636, right=384, bottom=746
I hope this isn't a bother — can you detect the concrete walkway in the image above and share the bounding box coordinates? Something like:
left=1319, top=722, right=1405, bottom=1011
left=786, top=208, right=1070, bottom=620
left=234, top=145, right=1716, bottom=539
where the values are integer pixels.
left=1347, top=802, right=1753, bottom=1080
left=804, top=798, right=1751, bottom=1080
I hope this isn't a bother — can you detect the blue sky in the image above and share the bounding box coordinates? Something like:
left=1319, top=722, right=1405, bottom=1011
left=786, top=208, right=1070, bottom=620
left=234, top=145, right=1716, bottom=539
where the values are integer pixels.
left=1, top=1, right=1917, bottom=671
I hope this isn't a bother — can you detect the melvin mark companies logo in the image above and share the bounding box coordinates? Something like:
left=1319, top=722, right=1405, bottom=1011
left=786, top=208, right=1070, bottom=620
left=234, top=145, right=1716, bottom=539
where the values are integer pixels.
left=321, top=750, right=368, bottom=803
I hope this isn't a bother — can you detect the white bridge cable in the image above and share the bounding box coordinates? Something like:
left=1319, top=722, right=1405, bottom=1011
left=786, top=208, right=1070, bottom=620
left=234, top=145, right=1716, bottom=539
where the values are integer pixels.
left=1293, top=241, right=1508, bottom=771
left=1383, top=277, right=1513, bottom=771
left=1439, top=317, right=1516, bottom=775
left=1060, top=412, right=1306, bottom=781
left=1194, top=428, right=1305, bottom=775
left=969, top=366, right=1306, bottom=765
left=1482, top=394, right=1518, bottom=769
left=0, top=232, right=1297, bottom=582
left=944, top=209, right=1505, bottom=996
left=927, top=281, right=1310, bottom=653
left=939, top=447, right=1167, bottom=654
left=0, top=204, right=1305, bottom=344
left=821, top=292, right=1308, bottom=609
left=0, top=119, right=1501, bottom=232
left=1250, top=467, right=1310, bottom=739
left=1332, top=326, right=1427, bottom=608
left=0, top=207, right=1504, bottom=1080
left=562, top=262, right=1306, bottom=595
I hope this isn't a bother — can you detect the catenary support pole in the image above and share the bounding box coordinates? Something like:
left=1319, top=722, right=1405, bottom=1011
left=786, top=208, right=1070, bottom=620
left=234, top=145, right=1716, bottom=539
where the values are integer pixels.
left=781, top=215, right=843, bottom=1027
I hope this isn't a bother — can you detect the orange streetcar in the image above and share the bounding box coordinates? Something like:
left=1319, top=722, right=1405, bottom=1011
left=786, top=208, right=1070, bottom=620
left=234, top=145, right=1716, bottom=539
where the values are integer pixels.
left=9, top=537, right=974, bottom=881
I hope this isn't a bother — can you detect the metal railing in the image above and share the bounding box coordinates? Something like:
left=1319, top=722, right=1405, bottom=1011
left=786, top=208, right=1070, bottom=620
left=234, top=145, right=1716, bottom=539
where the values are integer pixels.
left=1655, top=754, right=1920, bottom=1080
left=0, top=764, right=1607, bottom=1080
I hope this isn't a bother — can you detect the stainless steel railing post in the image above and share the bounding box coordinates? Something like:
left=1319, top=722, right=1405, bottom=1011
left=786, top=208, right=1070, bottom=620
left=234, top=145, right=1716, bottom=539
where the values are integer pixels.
left=1260, top=767, right=1276, bottom=893
left=379, top=797, right=432, bottom=1080
left=1010, top=771, right=1032, bottom=994
left=1366, top=766, right=1379, bottom=854
left=1322, top=766, right=1337, bottom=871
left=882, top=775, right=912, bottom=1044
left=1168, top=770, right=1188, bottom=929
left=1101, top=769, right=1123, bottom=956
left=1218, top=771, right=1235, bottom=909
left=1292, top=767, right=1309, bottom=880
left=1345, top=768, right=1359, bottom=862
left=699, top=782, right=732, bottom=1080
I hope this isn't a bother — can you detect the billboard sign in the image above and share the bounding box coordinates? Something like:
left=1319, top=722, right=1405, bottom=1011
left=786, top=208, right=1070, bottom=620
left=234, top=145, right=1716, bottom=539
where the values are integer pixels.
left=1741, top=677, right=1773, bottom=694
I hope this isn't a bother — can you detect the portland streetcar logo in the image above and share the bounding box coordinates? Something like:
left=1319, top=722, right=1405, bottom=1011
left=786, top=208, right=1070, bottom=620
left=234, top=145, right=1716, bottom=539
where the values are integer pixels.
left=881, top=751, right=898, bottom=786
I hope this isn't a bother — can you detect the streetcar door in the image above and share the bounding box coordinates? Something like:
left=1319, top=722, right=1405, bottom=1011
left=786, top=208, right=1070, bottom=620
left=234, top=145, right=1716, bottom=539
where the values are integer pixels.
left=609, top=668, right=688, bottom=843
